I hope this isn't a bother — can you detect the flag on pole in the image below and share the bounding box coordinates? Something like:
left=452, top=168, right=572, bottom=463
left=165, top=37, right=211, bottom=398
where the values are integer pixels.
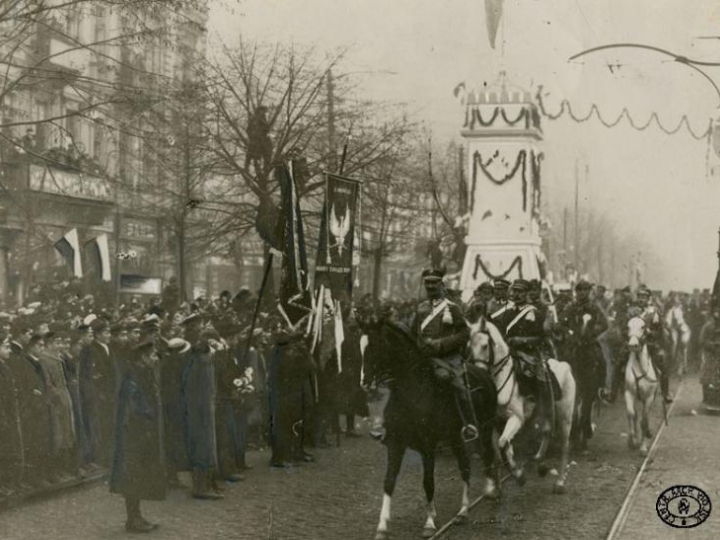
left=54, top=228, right=83, bottom=278
left=485, top=0, right=504, bottom=49
left=276, top=159, right=311, bottom=326
left=85, top=234, right=111, bottom=282
left=314, top=173, right=361, bottom=301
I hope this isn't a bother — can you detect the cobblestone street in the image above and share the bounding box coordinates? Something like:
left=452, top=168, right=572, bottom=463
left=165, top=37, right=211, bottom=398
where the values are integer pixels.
left=0, top=380, right=675, bottom=540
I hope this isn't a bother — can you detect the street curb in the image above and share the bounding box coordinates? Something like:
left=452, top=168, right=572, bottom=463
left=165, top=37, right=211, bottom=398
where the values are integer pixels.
left=0, top=470, right=108, bottom=514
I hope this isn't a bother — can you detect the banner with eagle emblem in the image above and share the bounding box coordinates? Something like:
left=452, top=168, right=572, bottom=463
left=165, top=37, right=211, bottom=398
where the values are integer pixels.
left=314, top=173, right=361, bottom=300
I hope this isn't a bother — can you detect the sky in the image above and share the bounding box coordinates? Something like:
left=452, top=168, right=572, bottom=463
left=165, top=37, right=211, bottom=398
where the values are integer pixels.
left=208, top=0, right=720, bottom=291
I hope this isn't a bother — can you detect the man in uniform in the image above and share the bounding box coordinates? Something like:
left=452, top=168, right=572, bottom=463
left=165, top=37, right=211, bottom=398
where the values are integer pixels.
left=498, top=279, right=555, bottom=431
left=635, top=286, right=673, bottom=403
left=488, top=278, right=512, bottom=333
left=560, top=281, right=608, bottom=441
left=411, top=267, right=476, bottom=440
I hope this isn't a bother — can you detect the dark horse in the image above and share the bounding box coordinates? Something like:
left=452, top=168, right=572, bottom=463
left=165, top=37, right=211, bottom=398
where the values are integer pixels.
left=366, top=319, right=498, bottom=539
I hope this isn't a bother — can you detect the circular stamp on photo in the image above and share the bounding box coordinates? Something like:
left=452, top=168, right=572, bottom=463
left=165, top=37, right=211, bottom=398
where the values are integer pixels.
left=656, top=485, right=711, bottom=529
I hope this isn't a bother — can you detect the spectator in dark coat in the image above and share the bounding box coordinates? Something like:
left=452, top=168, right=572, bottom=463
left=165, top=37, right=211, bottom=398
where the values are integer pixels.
left=181, top=325, right=223, bottom=500
left=214, top=332, right=245, bottom=483
left=109, top=339, right=165, bottom=533
left=160, top=337, right=190, bottom=488
left=79, top=319, right=116, bottom=467
left=0, top=334, right=23, bottom=496
left=339, top=313, right=367, bottom=437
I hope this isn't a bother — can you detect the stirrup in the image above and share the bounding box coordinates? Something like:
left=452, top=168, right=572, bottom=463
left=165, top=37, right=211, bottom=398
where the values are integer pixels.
left=461, top=424, right=479, bottom=443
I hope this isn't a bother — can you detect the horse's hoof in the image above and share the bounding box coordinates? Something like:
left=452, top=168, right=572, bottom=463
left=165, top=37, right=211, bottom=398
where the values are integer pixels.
left=485, top=487, right=500, bottom=501
left=553, top=483, right=567, bottom=495
left=627, top=438, right=637, bottom=451
left=455, top=514, right=469, bottom=525
left=421, top=526, right=436, bottom=538
left=537, top=463, right=550, bottom=478
left=515, top=471, right=527, bottom=487
left=374, top=532, right=388, bottom=540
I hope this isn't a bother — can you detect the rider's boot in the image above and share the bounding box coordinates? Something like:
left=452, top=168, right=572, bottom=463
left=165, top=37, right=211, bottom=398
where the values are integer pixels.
left=454, top=389, right=479, bottom=442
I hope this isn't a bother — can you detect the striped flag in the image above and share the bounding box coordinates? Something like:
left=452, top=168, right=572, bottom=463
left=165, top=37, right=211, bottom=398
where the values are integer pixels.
left=485, top=0, right=504, bottom=49
left=54, top=228, right=83, bottom=278
left=86, top=234, right=111, bottom=282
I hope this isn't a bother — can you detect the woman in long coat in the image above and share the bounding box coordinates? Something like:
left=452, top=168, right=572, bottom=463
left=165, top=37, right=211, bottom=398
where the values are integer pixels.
left=109, top=340, right=166, bottom=533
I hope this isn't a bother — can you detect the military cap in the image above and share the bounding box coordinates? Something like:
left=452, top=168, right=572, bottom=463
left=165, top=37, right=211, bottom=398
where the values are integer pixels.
left=493, top=278, right=510, bottom=289
left=636, top=287, right=651, bottom=297
left=575, top=280, right=593, bottom=291
left=421, top=267, right=446, bottom=282
left=475, top=281, right=493, bottom=293
left=510, top=279, right=530, bottom=292
left=528, top=279, right=542, bottom=290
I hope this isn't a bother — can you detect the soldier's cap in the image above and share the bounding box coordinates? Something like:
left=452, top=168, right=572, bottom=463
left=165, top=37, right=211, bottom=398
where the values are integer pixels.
left=493, top=278, right=511, bottom=289
left=575, top=280, right=593, bottom=291
left=166, top=337, right=191, bottom=354
left=528, top=279, right=542, bottom=290
left=510, top=279, right=530, bottom=292
left=422, top=267, right=446, bottom=282
left=475, top=282, right=493, bottom=293
left=637, top=287, right=651, bottom=297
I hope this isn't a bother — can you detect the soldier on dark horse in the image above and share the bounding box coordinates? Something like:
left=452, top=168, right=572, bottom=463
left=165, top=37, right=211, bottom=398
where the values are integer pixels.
left=559, top=280, right=608, bottom=449
left=413, top=267, right=478, bottom=440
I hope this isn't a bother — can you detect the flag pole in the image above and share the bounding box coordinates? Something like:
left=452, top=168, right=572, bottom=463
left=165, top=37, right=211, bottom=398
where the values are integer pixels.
left=241, top=251, right=274, bottom=364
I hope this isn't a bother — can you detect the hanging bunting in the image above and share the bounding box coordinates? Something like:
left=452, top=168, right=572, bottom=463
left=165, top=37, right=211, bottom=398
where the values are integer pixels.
left=484, top=0, right=504, bottom=49
left=472, top=254, right=523, bottom=281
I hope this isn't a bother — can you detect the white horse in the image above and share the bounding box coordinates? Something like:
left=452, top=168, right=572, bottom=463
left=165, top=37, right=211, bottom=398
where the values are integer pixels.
left=469, top=317, right=576, bottom=494
left=665, top=303, right=691, bottom=376
left=624, top=316, right=659, bottom=455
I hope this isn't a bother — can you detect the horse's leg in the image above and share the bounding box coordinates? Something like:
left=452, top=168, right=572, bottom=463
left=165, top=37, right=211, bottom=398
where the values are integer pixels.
left=421, top=450, right=437, bottom=538
left=624, top=386, right=638, bottom=450
left=553, top=396, right=573, bottom=494
left=498, top=398, right=524, bottom=449
left=639, top=391, right=654, bottom=455
left=478, top=422, right=500, bottom=501
left=450, top=440, right=472, bottom=523
left=503, top=441, right=526, bottom=486
left=375, top=442, right=405, bottom=540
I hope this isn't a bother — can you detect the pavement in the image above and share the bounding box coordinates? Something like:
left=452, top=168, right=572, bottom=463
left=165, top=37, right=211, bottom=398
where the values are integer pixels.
left=0, top=384, right=672, bottom=540
left=618, top=375, right=720, bottom=540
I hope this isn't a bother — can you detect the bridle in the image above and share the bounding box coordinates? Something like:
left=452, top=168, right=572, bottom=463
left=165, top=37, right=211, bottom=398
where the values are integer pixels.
left=472, top=319, right=515, bottom=401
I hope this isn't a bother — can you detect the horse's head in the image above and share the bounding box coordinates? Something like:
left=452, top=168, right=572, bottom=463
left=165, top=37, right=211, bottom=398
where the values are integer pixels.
left=363, top=317, right=420, bottom=385
left=627, top=316, right=646, bottom=352
left=468, top=316, right=508, bottom=367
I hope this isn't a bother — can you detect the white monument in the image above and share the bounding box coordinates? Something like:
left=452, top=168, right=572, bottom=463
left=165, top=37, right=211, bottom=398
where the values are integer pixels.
left=458, top=76, right=547, bottom=300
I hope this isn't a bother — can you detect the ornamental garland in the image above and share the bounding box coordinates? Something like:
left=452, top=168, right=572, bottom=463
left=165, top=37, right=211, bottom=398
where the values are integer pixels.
left=535, top=85, right=711, bottom=141
left=470, top=149, right=544, bottom=219
left=472, top=254, right=523, bottom=281
left=465, top=106, right=531, bottom=130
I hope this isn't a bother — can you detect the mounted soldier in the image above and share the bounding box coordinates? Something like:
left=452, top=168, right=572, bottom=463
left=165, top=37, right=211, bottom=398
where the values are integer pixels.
left=466, top=281, right=493, bottom=323
left=411, top=267, right=477, bottom=440
left=634, top=286, right=673, bottom=404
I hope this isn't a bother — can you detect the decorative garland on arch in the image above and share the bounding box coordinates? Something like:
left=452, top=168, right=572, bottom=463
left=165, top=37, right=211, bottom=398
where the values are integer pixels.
left=530, top=151, right=544, bottom=217
left=474, top=149, right=527, bottom=185
left=466, top=107, right=529, bottom=130
left=473, top=254, right=523, bottom=281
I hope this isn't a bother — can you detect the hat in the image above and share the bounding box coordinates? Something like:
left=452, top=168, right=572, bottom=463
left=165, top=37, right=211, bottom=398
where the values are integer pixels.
left=421, top=267, right=445, bottom=282
left=528, top=279, right=542, bottom=290
left=77, top=323, right=92, bottom=334
left=575, top=280, right=593, bottom=291
left=475, top=282, right=493, bottom=293
left=9, top=340, right=23, bottom=354
left=28, top=334, right=44, bottom=347
left=110, top=323, right=125, bottom=335
left=637, top=286, right=651, bottom=297
left=166, top=338, right=191, bottom=354
left=621, top=286, right=632, bottom=294
left=90, top=318, right=108, bottom=333
left=493, top=278, right=510, bottom=290
left=510, top=279, right=530, bottom=292
left=83, top=313, right=98, bottom=326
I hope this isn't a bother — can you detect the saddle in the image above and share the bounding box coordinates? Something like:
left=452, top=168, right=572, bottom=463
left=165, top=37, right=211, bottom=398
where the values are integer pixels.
left=514, top=351, right=562, bottom=401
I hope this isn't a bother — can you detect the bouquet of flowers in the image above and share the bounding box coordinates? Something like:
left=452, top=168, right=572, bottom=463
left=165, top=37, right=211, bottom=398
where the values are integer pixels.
left=233, top=367, right=255, bottom=394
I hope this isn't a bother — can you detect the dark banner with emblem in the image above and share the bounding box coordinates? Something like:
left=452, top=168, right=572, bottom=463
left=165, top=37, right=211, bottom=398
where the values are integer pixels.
left=276, top=159, right=311, bottom=325
left=314, top=174, right=361, bottom=300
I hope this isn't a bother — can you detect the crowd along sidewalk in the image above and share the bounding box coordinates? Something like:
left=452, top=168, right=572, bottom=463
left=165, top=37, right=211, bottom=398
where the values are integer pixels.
left=617, top=375, right=720, bottom=540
